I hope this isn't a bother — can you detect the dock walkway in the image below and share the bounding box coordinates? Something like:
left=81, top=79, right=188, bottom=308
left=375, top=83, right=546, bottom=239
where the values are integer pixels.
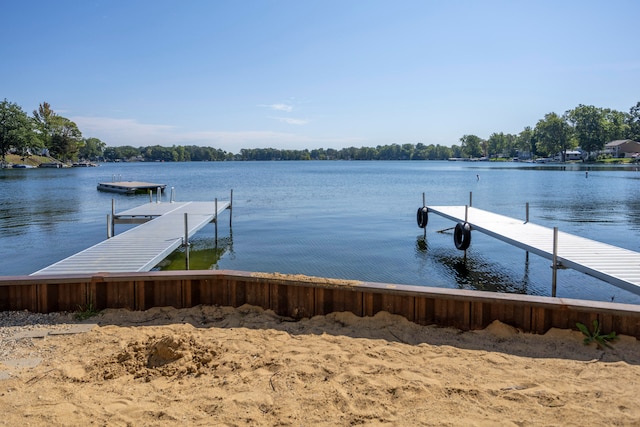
left=31, top=201, right=230, bottom=275
left=427, top=205, right=640, bottom=296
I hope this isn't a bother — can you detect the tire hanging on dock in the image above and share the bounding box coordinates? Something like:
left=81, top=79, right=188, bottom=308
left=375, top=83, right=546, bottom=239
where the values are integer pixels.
left=417, top=207, right=428, bottom=228
left=453, top=222, right=471, bottom=250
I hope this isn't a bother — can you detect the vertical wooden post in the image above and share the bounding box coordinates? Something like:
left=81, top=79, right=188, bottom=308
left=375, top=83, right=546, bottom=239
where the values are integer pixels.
left=149, top=190, right=152, bottom=203
left=422, top=192, right=426, bottom=237
left=156, top=187, right=161, bottom=204
left=111, top=199, right=116, bottom=237
left=215, top=198, right=218, bottom=242
left=184, top=213, right=190, bottom=270
left=552, top=227, right=558, bottom=297
left=229, top=189, right=233, bottom=228
left=464, top=205, right=468, bottom=223
left=107, top=215, right=111, bottom=239
left=525, top=202, right=529, bottom=223
left=170, top=187, right=175, bottom=203
left=469, top=191, right=472, bottom=208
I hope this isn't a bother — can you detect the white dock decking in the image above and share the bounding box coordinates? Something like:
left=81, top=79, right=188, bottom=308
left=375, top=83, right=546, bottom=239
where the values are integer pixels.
left=31, top=201, right=230, bottom=275
left=427, top=205, right=640, bottom=296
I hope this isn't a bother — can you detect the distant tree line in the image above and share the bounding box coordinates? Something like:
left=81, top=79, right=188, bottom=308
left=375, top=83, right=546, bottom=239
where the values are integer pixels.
left=459, top=102, right=640, bottom=161
left=2, top=98, right=639, bottom=163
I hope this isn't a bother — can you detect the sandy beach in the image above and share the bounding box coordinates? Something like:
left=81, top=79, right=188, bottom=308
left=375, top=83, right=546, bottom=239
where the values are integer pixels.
left=1, top=304, right=639, bottom=426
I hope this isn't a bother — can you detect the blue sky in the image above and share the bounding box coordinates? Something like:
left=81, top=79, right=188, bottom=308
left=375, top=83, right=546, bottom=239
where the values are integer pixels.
left=2, top=1, right=639, bottom=153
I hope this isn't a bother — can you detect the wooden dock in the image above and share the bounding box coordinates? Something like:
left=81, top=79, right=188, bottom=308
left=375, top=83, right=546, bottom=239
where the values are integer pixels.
left=31, top=200, right=230, bottom=275
left=426, top=205, right=640, bottom=296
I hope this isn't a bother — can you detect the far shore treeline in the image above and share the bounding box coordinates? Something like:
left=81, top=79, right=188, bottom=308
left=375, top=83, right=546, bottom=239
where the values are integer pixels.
left=1, top=99, right=639, bottom=163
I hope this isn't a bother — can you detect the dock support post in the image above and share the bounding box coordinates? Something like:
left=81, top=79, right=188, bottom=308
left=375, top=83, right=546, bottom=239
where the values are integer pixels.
left=107, top=215, right=112, bottom=239
left=149, top=190, right=152, bottom=203
left=552, top=226, right=558, bottom=297
left=184, top=213, right=190, bottom=270
left=465, top=205, right=468, bottom=223
left=111, top=199, right=116, bottom=237
left=469, top=192, right=472, bottom=208
left=170, top=187, right=175, bottom=203
left=525, top=202, right=529, bottom=223
left=422, top=192, right=426, bottom=237
left=215, top=198, right=219, bottom=243
left=229, top=189, right=233, bottom=227
left=156, top=187, right=161, bottom=204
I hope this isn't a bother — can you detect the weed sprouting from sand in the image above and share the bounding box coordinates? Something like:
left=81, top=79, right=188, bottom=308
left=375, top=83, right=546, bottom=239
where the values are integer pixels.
left=576, top=319, right=618, bottom=349
left=75, top=293, right=100, bottom=321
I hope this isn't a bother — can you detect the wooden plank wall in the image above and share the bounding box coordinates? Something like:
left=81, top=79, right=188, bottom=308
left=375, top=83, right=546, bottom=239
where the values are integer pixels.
left=1, top=271, right=639, bottom=338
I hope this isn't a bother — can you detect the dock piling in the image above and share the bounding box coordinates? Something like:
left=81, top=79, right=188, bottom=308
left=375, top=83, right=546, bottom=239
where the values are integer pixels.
left=229, top=189, right=233, bottom=227
left=170, top=187, right=175, bottom=203
left=422, top=192, right=427, bottom=237
left=552, top=227, right=558, bottom=297
left=156, top=187, right=161, bottom=204
left=215, top=198, right=219, bottom=242
left=111, top=199, right=116, bottom=237
left=184, top=213, right=190, bottom=270
left=526, top=202, right=529, bottom=223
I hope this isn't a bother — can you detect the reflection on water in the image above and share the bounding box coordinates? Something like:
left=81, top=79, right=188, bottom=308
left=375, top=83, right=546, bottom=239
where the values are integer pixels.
left=415, top=235, right=428, bottom=252
left=155, top=236, right=233, bottom=271
left=415, top=235, right=529, bottom=294
left=442, top=253, right=529, bottom=294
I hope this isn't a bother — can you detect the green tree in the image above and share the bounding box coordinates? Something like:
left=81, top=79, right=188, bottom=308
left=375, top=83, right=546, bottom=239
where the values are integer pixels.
left=459, top=134, right=483, bottom=158
left=565, top=105, right=607, bottom=157
left=534, top=112, right=573, bottom=159
left=487, top=132, right=508, bottom=158
left=32, top=102, right=56, bottom=151
left=103, top=145, right=140, bottom=161
left=33, top=102, right=82, bottom=161
left=79, top=137, right=106, bottom=160
left=516, top=126, right=535, bottom=158
left=49, top=116, right=83, bottom=161
left=0, top=99, right=38, bottom=161
left=603, top=109, right=630, bottom=142
left=626, top=102, right=640, bottom=141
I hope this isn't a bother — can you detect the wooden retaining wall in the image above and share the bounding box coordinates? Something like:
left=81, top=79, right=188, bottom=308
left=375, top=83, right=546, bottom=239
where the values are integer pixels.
left=1, top=270, right=640, bottom=338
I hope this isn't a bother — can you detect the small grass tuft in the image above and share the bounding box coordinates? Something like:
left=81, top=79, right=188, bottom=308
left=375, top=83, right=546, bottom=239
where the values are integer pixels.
left=576, top=319, right=618, bottom=349
left=75, top=300, right=100, bottom=321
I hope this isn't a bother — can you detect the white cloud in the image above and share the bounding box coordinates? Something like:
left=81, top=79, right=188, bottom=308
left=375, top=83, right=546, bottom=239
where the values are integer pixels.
left=274, top=117, right=309, bottom=125
left=259, top=103, right=293, bottom=112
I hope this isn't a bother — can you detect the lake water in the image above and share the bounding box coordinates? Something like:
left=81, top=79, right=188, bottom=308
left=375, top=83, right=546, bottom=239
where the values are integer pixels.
left=2, top=160, right=640, bottom=304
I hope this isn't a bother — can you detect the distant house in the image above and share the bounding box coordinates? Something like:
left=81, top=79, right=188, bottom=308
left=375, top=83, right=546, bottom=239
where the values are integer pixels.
left=553, top=150, right=584, bottom=162
left=605, top=140, right=640, bottom=158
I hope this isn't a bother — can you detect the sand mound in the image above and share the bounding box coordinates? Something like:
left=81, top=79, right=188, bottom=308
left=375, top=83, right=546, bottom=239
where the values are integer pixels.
left=98, top=334, right=219, bottom=381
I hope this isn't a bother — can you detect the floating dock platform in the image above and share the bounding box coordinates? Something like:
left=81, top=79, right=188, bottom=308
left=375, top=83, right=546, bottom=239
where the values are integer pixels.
left=97, top=181, right=166, bottom=194
left=424, top=204, right=640, bottom=296
left=31, top=199, right=231, bottom=275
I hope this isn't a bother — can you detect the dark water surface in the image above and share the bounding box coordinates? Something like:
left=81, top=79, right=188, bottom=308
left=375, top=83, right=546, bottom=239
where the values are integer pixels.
left=2, top=161, right=640, bottom=304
